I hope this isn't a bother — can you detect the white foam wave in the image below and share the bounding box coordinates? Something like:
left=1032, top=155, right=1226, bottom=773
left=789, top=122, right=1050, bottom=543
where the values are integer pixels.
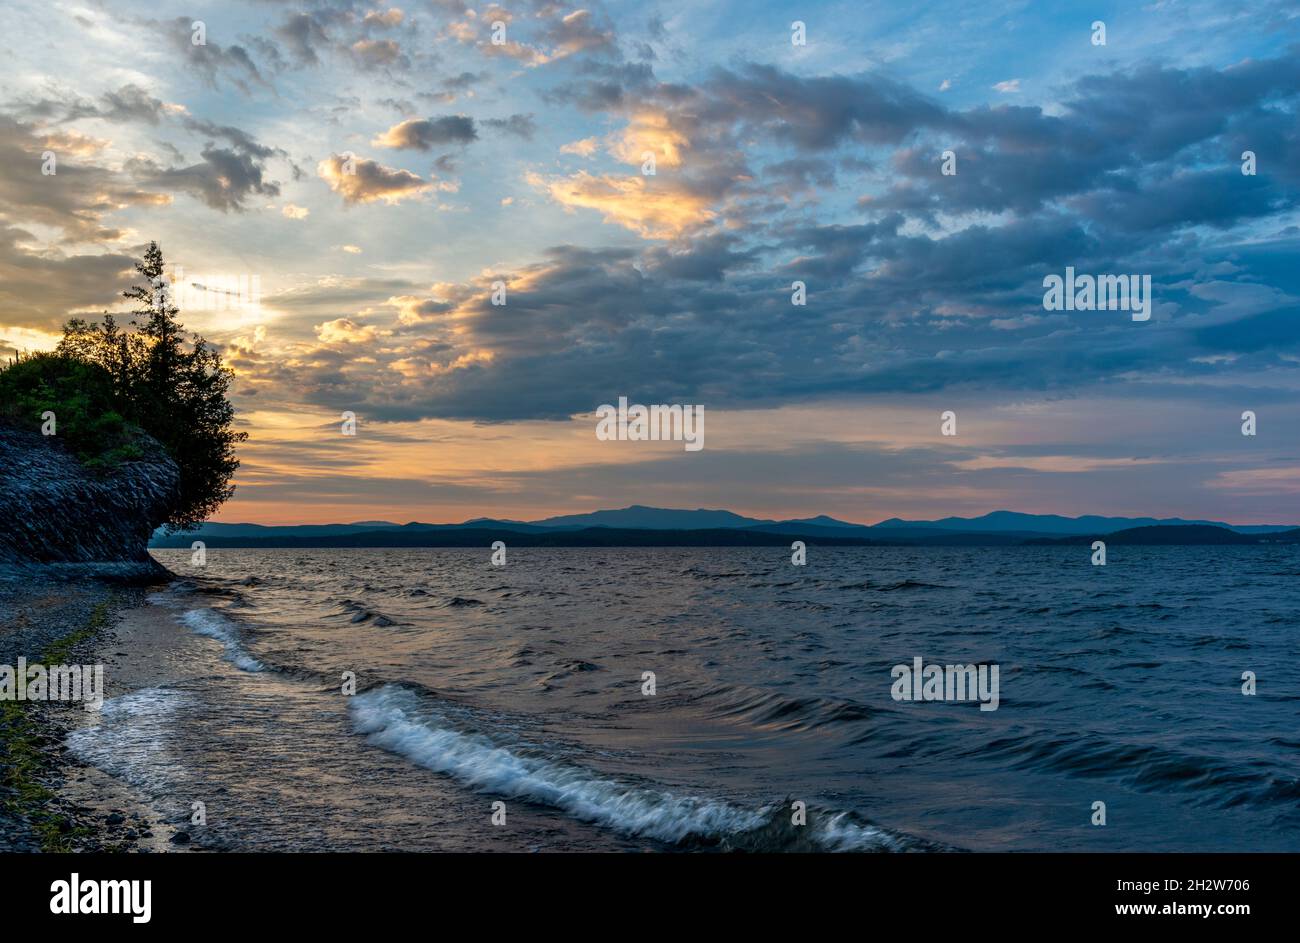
left=352, top=685, right=761, bottom=843
left=815, top=810, right=903, bottom=851
left=180, top=608, right=265, bottom=672
left=66, top=686, right=191, bottom=793
left=351, top=685, right=903, bottom=850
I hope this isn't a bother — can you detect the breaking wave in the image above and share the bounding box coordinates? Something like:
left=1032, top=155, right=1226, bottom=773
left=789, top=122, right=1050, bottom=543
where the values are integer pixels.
left=180, top=608, right=265, bottom=673
left=350, top=684, right=919, bottom=851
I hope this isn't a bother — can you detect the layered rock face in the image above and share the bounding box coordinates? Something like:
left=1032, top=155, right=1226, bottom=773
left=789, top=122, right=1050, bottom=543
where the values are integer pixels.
left=0, top=421, right=178, bottom=572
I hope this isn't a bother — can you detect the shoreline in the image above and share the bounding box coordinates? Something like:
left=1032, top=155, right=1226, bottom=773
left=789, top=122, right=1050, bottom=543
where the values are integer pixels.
left=0, top=573, right=182, bottom=853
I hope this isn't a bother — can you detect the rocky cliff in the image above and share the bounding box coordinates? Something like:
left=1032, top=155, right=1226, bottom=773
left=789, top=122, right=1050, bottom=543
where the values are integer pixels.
left=0, top=421, right=178, bottom=577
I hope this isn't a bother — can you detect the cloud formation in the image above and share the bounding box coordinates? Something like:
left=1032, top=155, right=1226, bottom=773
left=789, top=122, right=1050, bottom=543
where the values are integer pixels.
left=372, top=116, right=478, bottom=150
left=317, top=153, right=432, bottom=205
left=3, top=0, right=1298, bottom=522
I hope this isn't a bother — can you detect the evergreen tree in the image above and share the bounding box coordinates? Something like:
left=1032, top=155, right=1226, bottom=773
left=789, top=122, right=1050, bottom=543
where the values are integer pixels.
left=38, top=241, right=249, bottom=532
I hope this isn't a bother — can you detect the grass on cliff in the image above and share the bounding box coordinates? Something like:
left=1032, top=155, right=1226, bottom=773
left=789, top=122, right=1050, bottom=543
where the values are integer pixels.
left=0, top=601, right=109, bottom=852
left=0, top=353, right=145, bottom=473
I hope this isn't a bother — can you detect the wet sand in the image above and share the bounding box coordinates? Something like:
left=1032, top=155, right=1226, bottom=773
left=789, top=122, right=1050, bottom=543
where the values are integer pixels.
left=0, top=575, right=180, bottom=852
left=79, top=580, right=645, bottom=852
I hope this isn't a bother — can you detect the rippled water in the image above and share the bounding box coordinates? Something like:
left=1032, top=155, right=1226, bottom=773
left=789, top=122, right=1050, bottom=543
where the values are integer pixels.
left=71, top=546, right=1300, bottom=851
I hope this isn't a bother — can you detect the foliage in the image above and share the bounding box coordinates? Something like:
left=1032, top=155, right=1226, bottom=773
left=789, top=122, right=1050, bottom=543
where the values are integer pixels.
left=0, top=242, right=247, bottom=531
left=0, top=353, right=143, bottom=471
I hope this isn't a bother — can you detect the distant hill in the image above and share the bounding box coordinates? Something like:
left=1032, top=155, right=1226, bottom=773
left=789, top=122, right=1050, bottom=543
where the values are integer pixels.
left=1023, top=525, right=1298, bottom=546
left=152, top=526, right=881, bottom=549
left=530, top=507, right=1295, bottom=535
left=530, top=505, right=776, bottom=529
left=873, top=510, right=1293, bottom=536
left=152, top=506, right=1299, bottom=548
left=152, top=521, right=405, bottom=540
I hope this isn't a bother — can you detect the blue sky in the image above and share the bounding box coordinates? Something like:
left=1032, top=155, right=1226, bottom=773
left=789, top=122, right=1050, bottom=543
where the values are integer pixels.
left=0, top=0, right=1297, bottom=524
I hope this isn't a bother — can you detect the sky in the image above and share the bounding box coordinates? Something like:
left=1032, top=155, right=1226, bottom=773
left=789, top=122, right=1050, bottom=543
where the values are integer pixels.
left=0, top=0, right=1298, bottom=525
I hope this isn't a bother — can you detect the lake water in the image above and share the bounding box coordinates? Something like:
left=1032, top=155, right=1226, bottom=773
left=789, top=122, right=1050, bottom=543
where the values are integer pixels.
left=69, top=546, right=1300, bottom=851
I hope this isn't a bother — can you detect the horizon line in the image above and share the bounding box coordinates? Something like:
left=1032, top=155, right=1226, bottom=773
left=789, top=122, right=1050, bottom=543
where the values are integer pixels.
left=195, top=506, right=1300, bottom=530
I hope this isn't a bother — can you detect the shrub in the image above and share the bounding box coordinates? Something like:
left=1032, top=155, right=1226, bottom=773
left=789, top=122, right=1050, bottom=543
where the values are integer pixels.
left=0, top=353, right=143, bottom=469
left=0, top=241, right=246, bottom=532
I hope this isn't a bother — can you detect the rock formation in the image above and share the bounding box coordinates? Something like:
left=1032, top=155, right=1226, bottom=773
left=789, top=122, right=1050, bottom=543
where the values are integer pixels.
left=0, top=421, right=178, bottom=578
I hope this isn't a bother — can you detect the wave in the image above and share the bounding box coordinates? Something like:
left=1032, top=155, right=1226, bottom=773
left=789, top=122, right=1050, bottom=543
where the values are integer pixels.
left=682, top=567, right=750, bottom=580
left=443, top=596, right=484, bottom=607
left=693, top=683, right=884, bottom=734
left=180, top=608, right=266, bottom=672
left=66, top=686, right=191, bottom=796
left=973, top=732, right=1299, bottom=809
left=327, top=598, right=402, bottom=627
left=877, top=579, right=948, bottom=592
left=350, top=685, right=918, bottom=851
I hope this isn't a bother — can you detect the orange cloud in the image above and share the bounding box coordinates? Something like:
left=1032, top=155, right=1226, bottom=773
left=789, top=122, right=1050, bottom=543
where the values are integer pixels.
left=314, top=317, right=384, bottom=344
left=385, top=294, right=454, bottom=325
left=363, top=8, right=404, bottom=28
left=317, top=154, right=432, bottom=205
left=526, top=170, right=714, bottom=239
left=41, top=129, right=110, bottom=157
left=607, top=111, right=689, bottom=168
left=390, top=348, right=494, bottom=379
left=560, top=137, right=599, bottom=157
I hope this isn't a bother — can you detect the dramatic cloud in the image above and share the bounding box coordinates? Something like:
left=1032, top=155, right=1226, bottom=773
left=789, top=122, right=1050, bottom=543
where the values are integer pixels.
left=273, top=12, right=332, bottom=67
left=22, top=83, right=169, bottom=126
left=0, top=116, right=170, bottom=240
left=449, top=5, right=616, bottom=67
left=156, top=17, right=268, bottom=94
left=129, top=146, right=280, bottom=211
left=0, top=225, right=137, bottom=331
left=372, top=116, right=477, bottom=150
left=526, top=171, right=716, bottom=239
left=317, top=153, right=432, bottom=204
left=3, top=0, right=1298, bottom=521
